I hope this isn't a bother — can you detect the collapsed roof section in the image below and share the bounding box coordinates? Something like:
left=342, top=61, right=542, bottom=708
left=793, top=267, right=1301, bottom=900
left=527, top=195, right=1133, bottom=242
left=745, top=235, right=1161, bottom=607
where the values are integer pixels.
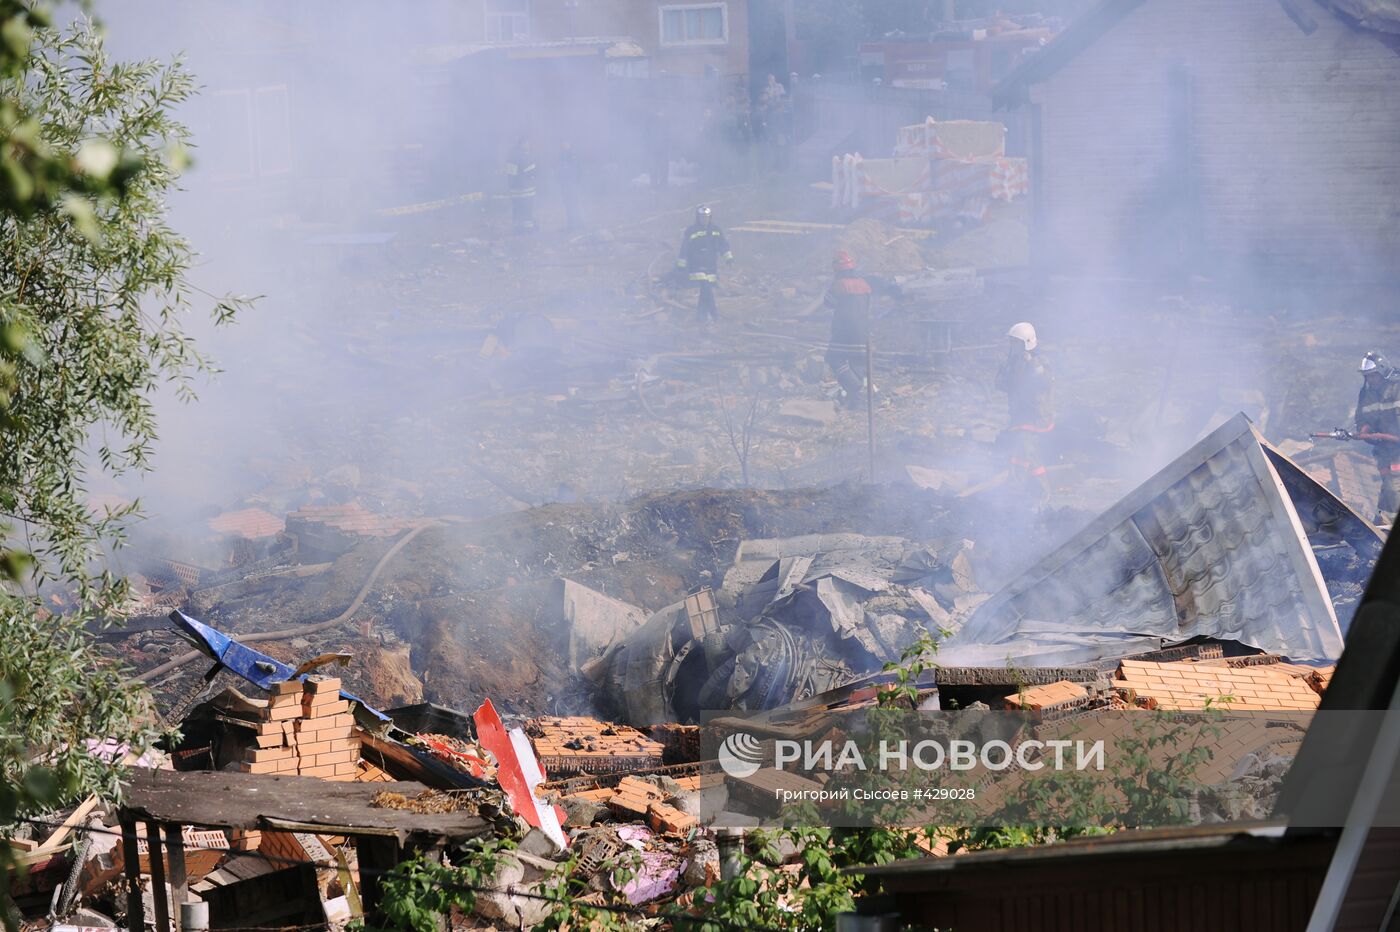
left=941, top=414, right=1378, bottom=667
left=600, top=535, right=975, bottom=725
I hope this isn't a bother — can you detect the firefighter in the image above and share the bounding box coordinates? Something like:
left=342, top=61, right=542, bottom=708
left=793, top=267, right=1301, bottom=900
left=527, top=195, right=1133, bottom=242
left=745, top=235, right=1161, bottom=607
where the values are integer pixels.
left=505, top=137, right=537, bottom=234
left=823, top=250, right=900, bottom=405
left=675, top=205, right=732, bottom=322
left=995, top=321, right=1055, bottom=508
left=1356, top=351, right=1400, bottom=526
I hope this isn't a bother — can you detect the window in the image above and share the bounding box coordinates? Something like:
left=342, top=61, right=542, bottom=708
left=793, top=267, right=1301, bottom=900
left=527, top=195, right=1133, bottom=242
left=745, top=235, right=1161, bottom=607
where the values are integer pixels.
left=486, top=0, right=529, bottom=42
left=660, top=4, right=727, bottom=46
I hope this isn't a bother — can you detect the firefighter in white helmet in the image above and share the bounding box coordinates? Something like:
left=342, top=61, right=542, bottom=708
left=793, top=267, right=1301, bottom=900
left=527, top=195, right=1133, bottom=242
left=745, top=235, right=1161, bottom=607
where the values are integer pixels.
left=996, top=322, right=1054, bottom=507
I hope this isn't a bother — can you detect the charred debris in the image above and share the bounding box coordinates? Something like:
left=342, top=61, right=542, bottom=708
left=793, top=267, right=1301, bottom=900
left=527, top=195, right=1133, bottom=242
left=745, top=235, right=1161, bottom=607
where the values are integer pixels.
left=15, top=20, right=1400, bottom=922
left=15, top=411, right=1375, bottom=928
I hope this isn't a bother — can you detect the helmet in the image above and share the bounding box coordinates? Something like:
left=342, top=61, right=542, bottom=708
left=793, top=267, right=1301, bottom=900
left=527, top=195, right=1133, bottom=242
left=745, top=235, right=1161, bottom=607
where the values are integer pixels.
left=832, top=250, right=856, bottom=271
left=696, top=204, right=712, bottom=223
left=1360, top=351, right=1387, bottom=373
left=1008, top=321, right=1038, bottom=352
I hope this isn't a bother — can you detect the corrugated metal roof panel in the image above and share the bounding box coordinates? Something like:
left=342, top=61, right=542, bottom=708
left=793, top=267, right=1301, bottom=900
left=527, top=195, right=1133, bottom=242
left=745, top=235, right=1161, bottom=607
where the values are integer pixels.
left=942, top=414, right=1346, bottom=665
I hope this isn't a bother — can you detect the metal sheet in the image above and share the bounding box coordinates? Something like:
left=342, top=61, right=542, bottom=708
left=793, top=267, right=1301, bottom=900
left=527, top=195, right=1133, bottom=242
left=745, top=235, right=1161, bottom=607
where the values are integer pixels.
left=943, top=414, right=1346, bottom=665
left=167, top=611, right=391, bottom=722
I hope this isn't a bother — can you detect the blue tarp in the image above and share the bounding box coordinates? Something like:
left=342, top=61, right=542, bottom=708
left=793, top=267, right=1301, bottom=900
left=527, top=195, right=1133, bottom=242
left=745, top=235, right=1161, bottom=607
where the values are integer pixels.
left=168, top=610, right=391, bottom=723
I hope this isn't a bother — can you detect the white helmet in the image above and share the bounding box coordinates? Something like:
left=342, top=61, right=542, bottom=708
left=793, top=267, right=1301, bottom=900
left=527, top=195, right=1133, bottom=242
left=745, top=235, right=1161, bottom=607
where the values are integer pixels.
left=1008, top=322, right=1038, bottom=352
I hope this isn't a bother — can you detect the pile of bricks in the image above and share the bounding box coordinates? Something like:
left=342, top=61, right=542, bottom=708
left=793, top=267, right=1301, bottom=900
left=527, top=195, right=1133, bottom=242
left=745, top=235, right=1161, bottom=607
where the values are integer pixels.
left=1115, top=660, right=1322, bottom=711
left=84, top=826, right=228, bottom=891
left=1004, top=680, right=1092, bottom=716
left=236, top=675, right=361, bottom=780
left=602, top=776, right=698, bottom=835
left=646, top=723, right=702, bottom=763
left=528, top=717, right=665, bottom=776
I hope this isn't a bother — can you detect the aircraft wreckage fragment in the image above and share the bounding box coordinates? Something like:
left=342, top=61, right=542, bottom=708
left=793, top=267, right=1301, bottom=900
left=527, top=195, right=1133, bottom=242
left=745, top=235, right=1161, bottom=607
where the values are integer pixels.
left=586, top=414, right=1376, bottom=724
left=938, top=413, right=1380, bottom=667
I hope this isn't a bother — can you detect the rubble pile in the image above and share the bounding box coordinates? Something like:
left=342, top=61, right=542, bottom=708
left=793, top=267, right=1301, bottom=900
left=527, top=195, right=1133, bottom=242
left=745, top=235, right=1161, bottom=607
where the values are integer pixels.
left=527, top=718, right=665, bottom=775
left=26, top=169, right=1393, bottom=929
left=596, top=533, right=989, bottom=724
left=12, top=559, right=1351, bottom=929
left=123, top=485, right=984, bottom=719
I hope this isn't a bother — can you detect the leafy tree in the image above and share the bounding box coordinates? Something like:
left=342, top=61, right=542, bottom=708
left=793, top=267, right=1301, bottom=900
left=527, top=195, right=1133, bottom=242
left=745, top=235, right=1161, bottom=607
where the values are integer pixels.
left=353, top=839, right=514, bottom=932
left=0, top=14, right=244, bottom=918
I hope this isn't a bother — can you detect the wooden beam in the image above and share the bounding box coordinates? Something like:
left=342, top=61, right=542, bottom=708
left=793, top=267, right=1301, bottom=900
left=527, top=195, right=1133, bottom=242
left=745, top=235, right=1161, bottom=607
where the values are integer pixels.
left=120, top=819, right=144, bottom=932
left=145, top=820, right=172, bottom=932
left=358, top=835, right=400, bottom=917
left=261, top=817, right=400, bottom=838
left=332, top=844, right=363, bottom=919
left=35, top=795, right=98, bottom=853
left=166, top=823, right=188, bottom=930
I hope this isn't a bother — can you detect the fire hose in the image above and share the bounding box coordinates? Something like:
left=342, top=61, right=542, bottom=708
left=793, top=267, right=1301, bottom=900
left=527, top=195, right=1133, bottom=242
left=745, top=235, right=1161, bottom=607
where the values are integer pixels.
left=135, top=522, right=435, bottom=683
left=1311, top=428, right=1400, bottom=443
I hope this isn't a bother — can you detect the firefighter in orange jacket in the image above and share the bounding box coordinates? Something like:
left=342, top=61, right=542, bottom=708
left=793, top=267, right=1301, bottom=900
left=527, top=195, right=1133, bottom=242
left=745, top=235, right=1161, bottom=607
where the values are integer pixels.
left=824, top=250, right=900, bottom=405
left=996, top=321, right=1055, bottom=507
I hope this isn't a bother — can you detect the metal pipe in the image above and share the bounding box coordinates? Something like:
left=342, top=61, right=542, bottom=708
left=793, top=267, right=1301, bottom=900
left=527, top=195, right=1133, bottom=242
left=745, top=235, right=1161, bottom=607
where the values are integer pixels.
left=180, top=903, right=209, bottom=932
left=866, top=335, right=876, bottom=482
left=715, top=827, right=746, bottom=881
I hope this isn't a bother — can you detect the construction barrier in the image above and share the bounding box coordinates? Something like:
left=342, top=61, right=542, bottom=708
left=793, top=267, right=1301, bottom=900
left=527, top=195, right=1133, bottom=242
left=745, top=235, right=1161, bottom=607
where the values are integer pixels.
left=835, top=117, right=1027, bottom=227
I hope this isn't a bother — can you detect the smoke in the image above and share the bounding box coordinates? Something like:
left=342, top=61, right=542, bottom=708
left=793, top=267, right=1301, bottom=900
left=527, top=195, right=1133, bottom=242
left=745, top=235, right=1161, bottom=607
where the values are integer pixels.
left=76, top=0, right=1398, bottom=599
left=91, top=1, right=711, bottom=529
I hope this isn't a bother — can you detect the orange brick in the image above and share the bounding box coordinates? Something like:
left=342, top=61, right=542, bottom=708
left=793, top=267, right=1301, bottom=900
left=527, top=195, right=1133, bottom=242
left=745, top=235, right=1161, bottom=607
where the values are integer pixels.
left=303, top=699, right=350, bottom=717
left=309, top=726, right=355, bottom=742
left=254, top=732, right=287, bottom=749
left=313, top=750, right=357, bottom=766
left=267, top=704, right=302, bottom=721
left=303, top=676, right=341, bottom=694
left=270, top=679, right=302, bottom=697
left=230, top=830, right=261, bottom=851
left=297, top=740, right=332, bottom=755
left=237, top=760, right=283, bottom=774
left=647, top=803, right=698, bottom=835
left=300, top=764, right=336, bottom=778
left=296, top=714, right=353, bottom=733
left=302, top=688, right=344, bottom=706
left=247, top=746, right=295, bottom=763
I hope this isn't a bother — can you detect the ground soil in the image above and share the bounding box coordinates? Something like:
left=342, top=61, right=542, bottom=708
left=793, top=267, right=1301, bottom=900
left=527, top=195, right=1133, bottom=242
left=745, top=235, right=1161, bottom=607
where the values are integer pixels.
left=106, top=174, right=1400, bottom=724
